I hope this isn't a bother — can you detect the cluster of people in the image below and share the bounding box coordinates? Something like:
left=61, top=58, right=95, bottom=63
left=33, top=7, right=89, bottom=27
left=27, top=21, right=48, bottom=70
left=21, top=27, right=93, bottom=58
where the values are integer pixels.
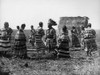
left=0, top=19, right=97, bottom=58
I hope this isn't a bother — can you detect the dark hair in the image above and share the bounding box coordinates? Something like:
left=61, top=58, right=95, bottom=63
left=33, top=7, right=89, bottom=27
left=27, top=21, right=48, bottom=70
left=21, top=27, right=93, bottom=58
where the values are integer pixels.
left=17, top=26, right=20, bottom=30
left=31, top=25, right=33, bottom=28
left=4, top=22, right=9, bottom=27
left=39, top=22, right=43, bottom=27
left=48, top=19, right=57, bottom=26
left=88, top=23, right=91, bottom=27
left=21, top=24, right=26, bottom=30
left=62, top=25, right=67, bottom=33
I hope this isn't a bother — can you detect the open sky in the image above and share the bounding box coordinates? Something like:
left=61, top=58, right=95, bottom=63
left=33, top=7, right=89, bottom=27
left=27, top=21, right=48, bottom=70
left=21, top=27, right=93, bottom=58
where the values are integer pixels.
left=0, top=0, right=100, bottom=29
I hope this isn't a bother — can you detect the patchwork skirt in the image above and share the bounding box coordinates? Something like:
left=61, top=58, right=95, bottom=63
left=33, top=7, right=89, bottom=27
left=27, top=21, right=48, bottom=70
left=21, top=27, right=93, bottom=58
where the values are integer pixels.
left=72, top=34, right=80, bottom=47
left=14, top=40, right=27, bottom=57
left=0, top=39, right=11, bottom=49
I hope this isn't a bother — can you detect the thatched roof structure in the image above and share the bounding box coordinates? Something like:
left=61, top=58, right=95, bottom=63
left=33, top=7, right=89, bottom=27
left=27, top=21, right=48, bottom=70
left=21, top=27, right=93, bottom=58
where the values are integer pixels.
left=58, top=16, right=89, bottom=34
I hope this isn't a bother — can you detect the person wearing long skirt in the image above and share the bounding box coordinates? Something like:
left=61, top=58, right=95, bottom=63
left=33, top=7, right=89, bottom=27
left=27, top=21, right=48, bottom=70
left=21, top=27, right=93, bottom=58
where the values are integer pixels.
left=35, top=22, right=46, bottom=53
left=14, top=24, right=27, bottom=58
left=71, top=26, right=80, bottom=47
left=58, top=25, right=70, bottom=58
left=0, top=28, right=11, bottom=56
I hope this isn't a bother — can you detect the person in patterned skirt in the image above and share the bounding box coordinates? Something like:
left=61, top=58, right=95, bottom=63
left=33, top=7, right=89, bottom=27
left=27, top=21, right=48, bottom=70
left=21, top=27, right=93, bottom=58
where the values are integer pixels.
left=14, top=24, right=27, bottom=58
left=0, top=26, right=11, bottom=56
left=35, top=22, right=46, bottom=54
left=84, top=23, right=97, bottom=56
left=71, top=26, right=80, bottom=47
left=45, top=19, right=57, bottom=52
left=57, top=25, right=70, bottom=58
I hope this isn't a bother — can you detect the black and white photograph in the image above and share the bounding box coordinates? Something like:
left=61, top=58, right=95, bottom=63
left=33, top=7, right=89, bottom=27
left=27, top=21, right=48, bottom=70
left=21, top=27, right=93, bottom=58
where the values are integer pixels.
left=0, top=0, right=100, bottom=75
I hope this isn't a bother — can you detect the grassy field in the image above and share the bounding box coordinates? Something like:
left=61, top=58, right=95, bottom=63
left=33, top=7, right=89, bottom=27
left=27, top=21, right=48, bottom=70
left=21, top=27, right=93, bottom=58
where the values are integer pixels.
left=0, top=29, right=100, bottom=75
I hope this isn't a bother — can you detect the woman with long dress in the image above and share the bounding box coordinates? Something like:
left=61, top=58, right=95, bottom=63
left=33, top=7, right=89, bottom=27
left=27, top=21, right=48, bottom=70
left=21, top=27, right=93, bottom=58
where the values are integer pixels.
left=0, top=23, right=11, bottom=56
left=14, top=24, right=27, bottom=58
left=35, top=22, right=46, bottom=54
left=58, top=26, right=70, bottom=58
left=71, top=26, right=80, bottom=47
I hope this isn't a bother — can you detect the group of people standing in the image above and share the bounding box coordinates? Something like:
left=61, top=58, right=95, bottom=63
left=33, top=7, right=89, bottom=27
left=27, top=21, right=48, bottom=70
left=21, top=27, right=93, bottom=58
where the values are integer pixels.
left=0, top=19, right=97, bottom=58
left=29, top=19, right=57, bottom=53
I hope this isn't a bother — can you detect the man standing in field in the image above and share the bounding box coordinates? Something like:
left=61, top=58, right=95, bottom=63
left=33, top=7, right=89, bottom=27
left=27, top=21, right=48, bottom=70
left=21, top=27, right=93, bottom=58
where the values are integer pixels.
left=45, top=19, right=57, bottom=52
left=84, top=23, right=97, bottom=56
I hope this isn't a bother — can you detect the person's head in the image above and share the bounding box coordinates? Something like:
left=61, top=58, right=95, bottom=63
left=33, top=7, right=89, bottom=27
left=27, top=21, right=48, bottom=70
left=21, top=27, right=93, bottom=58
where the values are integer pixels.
left=4, top=22, right=9, bottom=28
left=48, top=19, right=57, bottom=26
left=62, top=25, right=67, bottom=33
left=88, top=23, right=91, bottom=28
left=48, top=19, right=57, bottom=29
left=21, top=24, right=26, bottom=30
left=17, top=26, right=20, bottom=30
left=31, top=25, right=34, bottom=29
left=39, top=22, right=43, bottom=27
left=48, top=24, right=52, bottom=29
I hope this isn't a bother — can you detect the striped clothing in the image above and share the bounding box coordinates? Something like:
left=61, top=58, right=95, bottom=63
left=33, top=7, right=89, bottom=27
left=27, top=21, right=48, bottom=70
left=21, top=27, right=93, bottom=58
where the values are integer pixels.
left=0, top=28, right=11, bottom=50
left=0, top=40, right=11, bottom=48
left=71, top=29, right=80, bottom=47
left=58, top=33, right=70, bottom=49
left=57, top=33, right=70, bottom=58
left=14, top=29, right=27, bottom=57
left=35, top=28, right=46, bottom=50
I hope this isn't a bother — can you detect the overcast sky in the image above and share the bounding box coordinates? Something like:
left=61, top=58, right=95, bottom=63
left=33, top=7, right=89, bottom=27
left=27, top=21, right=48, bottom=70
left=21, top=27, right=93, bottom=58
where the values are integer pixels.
left=0, top=0, right=100, bottom=29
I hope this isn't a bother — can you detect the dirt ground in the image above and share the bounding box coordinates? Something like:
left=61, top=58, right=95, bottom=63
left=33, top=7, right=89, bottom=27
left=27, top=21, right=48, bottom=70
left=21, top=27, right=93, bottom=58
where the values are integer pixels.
left=0, top=55, right=100, bottom=75
left=0, top=46, right=100, bottom=75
